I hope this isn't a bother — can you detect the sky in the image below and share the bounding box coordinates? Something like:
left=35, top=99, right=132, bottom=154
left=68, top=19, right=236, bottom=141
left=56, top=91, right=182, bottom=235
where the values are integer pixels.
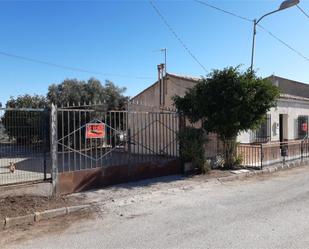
left=0, top=0, right=308, bottom=105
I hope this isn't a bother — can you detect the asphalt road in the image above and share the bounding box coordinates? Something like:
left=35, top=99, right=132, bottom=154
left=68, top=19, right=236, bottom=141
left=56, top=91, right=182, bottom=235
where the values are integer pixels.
left=4, top=166, right=309, bottom=249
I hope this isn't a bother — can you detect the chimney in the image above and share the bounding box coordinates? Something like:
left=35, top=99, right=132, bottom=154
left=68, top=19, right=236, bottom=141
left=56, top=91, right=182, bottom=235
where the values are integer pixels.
left=157, top=64, right=165, bottom=106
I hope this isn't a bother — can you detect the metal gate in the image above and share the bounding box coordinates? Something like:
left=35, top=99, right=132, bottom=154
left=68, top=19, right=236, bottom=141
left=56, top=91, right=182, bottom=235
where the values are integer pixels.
left=0, top=108, right=50, bottom=185
left=56, top=105, right=179, bottom=173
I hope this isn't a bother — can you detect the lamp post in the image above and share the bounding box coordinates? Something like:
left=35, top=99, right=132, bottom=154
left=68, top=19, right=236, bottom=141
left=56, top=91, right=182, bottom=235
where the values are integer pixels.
left=250, top=0, right=299, bottom=72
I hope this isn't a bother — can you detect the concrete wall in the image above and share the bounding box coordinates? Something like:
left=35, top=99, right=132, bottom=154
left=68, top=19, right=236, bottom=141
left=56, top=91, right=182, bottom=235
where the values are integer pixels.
left=131, top=74, right=198, bottom=110
left=238, top=97, right=309, bottom=143
left=164, top=75, right=198, bottom=108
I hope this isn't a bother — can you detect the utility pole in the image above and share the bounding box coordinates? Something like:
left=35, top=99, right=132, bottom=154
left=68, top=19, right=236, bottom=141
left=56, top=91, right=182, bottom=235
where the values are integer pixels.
left=250, top=0, right=299, bottom=72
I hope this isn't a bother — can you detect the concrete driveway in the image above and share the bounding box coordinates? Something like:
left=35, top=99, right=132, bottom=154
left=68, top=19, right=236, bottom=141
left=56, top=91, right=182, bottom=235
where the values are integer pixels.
left=3, top=166, right=309, bottom=249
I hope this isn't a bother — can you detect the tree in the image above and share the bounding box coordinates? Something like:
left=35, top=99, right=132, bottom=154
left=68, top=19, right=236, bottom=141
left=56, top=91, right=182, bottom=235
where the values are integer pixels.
left=173, top=67, right=280, bottom=169
left=2, top=78, right=128, bottom=145
left=47, top=78, right=129, bottom=149
left=2, top=95, right=48, bottom=144
left=47, top=78, right=128, bottom=110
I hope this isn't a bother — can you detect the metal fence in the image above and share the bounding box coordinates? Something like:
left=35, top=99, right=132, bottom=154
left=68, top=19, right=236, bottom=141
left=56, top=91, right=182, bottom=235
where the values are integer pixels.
left=55, top=106, right=179, bottom=173
left=0, top=108, right=50, bottom=185
left=237, top=143, right=262, bottom=169
left=237, top=139, right=309, bottom=169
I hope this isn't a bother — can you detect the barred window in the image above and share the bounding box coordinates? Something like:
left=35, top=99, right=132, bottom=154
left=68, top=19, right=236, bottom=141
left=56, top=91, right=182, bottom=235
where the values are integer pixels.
left=298, top=115, right=308, bottom=139
left=253, top=114, right=271, bottom=143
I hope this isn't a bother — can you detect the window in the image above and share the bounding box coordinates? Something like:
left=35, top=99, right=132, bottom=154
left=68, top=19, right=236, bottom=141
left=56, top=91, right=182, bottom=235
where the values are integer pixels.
left=253, top=114, right=271, bottom=143
left=298, top=115, right=308, bottom=139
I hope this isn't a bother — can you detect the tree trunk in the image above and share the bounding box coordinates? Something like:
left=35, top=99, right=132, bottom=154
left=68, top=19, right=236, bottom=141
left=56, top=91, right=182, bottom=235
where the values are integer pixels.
left=223, top=137, right=237, bottom=169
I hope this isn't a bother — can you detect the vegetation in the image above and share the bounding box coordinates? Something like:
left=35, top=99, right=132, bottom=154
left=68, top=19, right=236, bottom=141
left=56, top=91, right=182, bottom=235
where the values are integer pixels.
left=2, top=95, right=48, bottom=144
left=2, top=78, right=128, bottom=144
left=178, top=127, right=209, bottom=174
left=174, top=67, right=280, bottom=169
left=47, top=78, right=128, bottom=110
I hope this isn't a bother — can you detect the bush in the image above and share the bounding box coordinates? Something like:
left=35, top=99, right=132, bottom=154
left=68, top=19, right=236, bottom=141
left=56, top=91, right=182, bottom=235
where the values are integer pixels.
left=178, top=127, right=209, bottom=174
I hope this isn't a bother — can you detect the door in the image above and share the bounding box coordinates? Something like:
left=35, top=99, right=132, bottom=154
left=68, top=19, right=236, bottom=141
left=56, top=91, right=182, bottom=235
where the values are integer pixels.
left=279, top=114, right=283, bottom=143
left=279, top=114, right=288, bottom=157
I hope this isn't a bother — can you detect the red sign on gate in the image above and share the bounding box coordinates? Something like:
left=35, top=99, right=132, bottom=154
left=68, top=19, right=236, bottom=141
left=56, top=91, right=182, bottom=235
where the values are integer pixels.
left=86, top=123, right=105, bottom=139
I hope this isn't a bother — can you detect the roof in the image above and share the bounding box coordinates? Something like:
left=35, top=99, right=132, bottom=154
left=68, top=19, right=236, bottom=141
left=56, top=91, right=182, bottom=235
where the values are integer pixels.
left=166, top=73, right=201, bottom=82
left=131, top=72, right=309, bottom=101
left=268, top=75, right=309, bottom=99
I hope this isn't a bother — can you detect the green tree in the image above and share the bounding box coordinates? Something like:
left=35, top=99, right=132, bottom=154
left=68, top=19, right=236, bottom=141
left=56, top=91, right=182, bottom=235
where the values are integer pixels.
left=47, top=78, right=129, bottom=149
left=47, top=78, right=128, bottom=110
left=173, top=67, right=280, bottom=169
left=2, top=95, right=48, bottom=144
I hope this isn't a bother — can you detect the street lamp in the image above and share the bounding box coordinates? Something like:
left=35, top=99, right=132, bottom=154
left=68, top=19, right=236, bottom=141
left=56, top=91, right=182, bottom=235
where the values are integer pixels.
left=250, top=0, right=299, bottom=72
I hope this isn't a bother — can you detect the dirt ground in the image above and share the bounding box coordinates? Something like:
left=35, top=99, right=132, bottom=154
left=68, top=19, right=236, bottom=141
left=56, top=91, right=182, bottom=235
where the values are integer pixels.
left=0, top=195, right=84, bottom=220
left=0, top=209, right=97, bottom=248
left=1, top=166, right=305, bottom=248
left=0, top=169, right=232, bottom=220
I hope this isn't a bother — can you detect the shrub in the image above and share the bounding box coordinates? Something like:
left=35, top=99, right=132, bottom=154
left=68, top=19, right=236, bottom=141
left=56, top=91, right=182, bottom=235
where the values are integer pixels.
left=178, top=127, right=208, bottom=174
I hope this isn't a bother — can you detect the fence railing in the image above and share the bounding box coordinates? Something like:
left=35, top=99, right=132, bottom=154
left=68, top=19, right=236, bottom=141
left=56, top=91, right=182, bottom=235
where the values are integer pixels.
left=0, top=108, right=50, bottom=185
left=237, top=143, right=262, bottom=169
left=237, top=139, right=309, bottom=170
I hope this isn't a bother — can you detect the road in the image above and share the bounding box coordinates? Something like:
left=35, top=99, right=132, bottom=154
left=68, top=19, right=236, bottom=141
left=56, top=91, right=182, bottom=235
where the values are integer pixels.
left=3, top=166, right=309, bottom=249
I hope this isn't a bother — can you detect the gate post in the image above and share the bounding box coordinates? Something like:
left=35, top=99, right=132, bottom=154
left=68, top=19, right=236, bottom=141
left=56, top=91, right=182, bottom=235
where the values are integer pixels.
left=50, top=104, right=58, bottom=195
left=43, top=108, right=49, bottom=180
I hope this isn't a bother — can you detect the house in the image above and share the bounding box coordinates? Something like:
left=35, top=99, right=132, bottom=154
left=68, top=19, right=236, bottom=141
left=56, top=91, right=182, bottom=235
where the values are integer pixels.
left=130, top=66, right=218, bottom=158
left=131, top=66, right=309, bottom=164
left=238, top=75, right=309, bottom=144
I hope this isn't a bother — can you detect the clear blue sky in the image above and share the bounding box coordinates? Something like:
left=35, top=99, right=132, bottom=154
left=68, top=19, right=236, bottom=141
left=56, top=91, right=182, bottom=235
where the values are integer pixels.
left=0, top=0, right=308, bottom=105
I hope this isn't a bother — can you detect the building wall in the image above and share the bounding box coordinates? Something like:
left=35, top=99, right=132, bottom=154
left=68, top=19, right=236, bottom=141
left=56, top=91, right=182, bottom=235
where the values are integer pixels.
left=164, top=76, right=198, bottom=108
left=238, top=98, right=309, bottom=143
left=131, top=74, right=198, bottom=110
left=130, top=81, right=160, bottom=112
left=130, top=75, right=225, bottom=158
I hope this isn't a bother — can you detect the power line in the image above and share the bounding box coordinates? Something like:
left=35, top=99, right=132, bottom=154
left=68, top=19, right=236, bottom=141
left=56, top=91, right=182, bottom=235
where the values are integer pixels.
left=194, top=0, right=309, bottom=64
left=194, top=0, right=253, bottom=23
left=149, top=1, right=208, bottom=73
left=0, top=51, right=155, bottom=80
left=297, top=5, right=309, bottom=19
left=257, top=24, right=309, bottom=62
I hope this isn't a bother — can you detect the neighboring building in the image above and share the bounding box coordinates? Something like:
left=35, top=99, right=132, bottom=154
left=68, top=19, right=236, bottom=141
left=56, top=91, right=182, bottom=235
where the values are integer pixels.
left=239, top=75, right=309, bottom=144
left=131, top=70, right=309, bottom=155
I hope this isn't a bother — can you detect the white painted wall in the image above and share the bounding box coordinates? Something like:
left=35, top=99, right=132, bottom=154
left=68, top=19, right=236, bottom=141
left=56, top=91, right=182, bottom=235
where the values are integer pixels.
left=237, top=98, right=309, bottom=143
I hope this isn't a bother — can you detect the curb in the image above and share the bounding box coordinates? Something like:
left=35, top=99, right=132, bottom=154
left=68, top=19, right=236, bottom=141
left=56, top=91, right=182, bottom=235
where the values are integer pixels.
left=217, top=159, right=308, bottom=183
left=1, top=204, right=91, bottom=230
